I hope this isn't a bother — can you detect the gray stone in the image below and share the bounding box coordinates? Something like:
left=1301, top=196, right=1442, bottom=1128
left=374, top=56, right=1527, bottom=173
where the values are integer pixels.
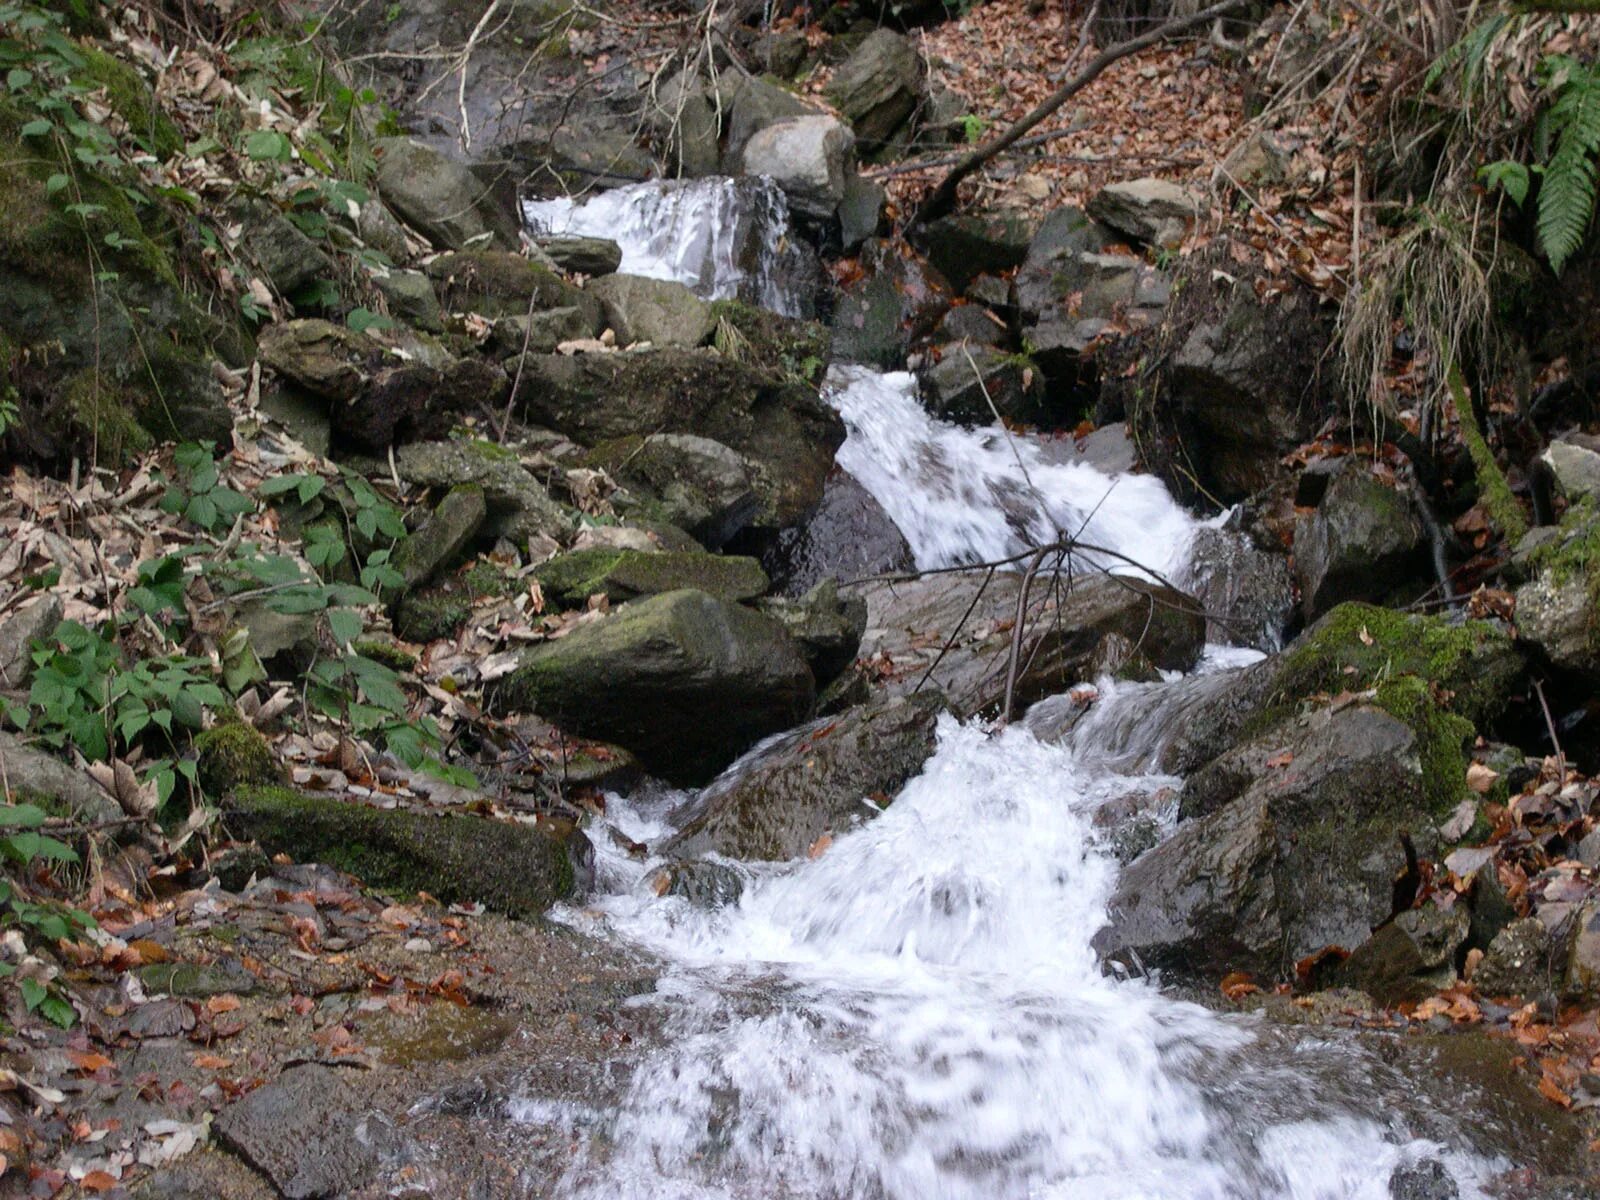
left=830, top=238, right=952, bottom=368
left=918, top=211, right=1038, bottom=294
left=355, top=196, right=411, bottom=263
left=394, top=484, right=486, bottom=591
left=214, top=1065, right=377, bottom=1200
left=373, top=136, right=518, bottom=252
left=257, top=383, right=331, bottom=456
left=489, top=306, right=593, bottom=357
left=824, top=29, right=925, bottom=147
left=1568, top=900, right=1600, bottom=1000
left=1338, top=904, right=1471, bottom=1004
left=534, top=547, right=769, bottom=607
left=1294, top=462, right=1427, bottom=620
left=854, top=572, right=1205, bottom=717
left=1389, top=1160, right=1459, bottom=1200
left=537, top=236, right=623, bottom=276
left=838, top=173, right=886, bottom=251
left=372, top=269, right=442, bottom=332
left=241, top=209, right=334, bottom=297
left=741, top=116, right=856, bottom=220
left=723, top=73, right=818, bottom=168
left=650, top=69, right=721, bottom=178
left=0, top=595, right=61, bottom=689
left=1086, top=178, right=1200, bottom=246
left=490, top=589, right=816, bottom=782
left=1541, top=434, right=1600, bottom=502
left=394, top=440, right=572, bottom=545
left=1223, top=130, right=1292, bottom=189
left=512, top=349, right=845, bottom=531
left=587, top=273, right=715, bottom=348
left=1097, top=704, right=1438, bottom=979
left=600, top=432, right=761, bottom=549
left=762, top=469, right=915, bottom=595
left=425, top=249, right=599, bottom=325
left=918, top=342, right=1046, bottom=425
left=1474, top=917, right=1563, bottom=999
left=1181, top=526, right=1295, bottom=652
left=936, top=303, right=1009, bottom=346
left=0, top=731, right=120, bottom=825
left=757, top=578, right=867, bottom=686
left=1515, top=570, right=1599, bottom=677
left=666, top=690, right=947, bottom=861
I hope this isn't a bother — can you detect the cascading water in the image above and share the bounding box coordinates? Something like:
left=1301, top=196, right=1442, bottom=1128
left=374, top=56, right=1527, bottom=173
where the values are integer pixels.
left=497, top=175, right=1513, bottom=1198
left=522, top=176, right=812, bottom=316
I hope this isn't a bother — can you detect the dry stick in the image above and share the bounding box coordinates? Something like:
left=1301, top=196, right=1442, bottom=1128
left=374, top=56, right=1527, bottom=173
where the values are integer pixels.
left=1533, top=678, right=1567, bottom=783
left=914, top=565, right=998, bottom=694
left=1002, top=546, right=1053, bottom=723
left=455, top=0, right=507, bottom=152
left=912, top=0, right=1249, bottom=226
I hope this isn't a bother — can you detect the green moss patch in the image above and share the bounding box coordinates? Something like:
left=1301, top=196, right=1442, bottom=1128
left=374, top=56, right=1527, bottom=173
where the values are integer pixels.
left=708, top=299, right=831, bottom=385
left=195, top=718, right=280, bottom=796
left=1524, top=498, right=1600, bottom=653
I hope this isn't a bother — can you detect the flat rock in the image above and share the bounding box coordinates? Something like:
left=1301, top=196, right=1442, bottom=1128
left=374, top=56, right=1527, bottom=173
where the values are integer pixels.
left=214, top=1064, right=378, bottom=1200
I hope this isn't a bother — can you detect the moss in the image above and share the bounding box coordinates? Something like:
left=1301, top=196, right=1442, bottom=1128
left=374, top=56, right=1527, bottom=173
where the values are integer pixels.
left=60, top=370, right=154, bottom=463
left=1525, top=498, right=1600, bottom=653
left=195, top=718, right=279, bottom=796
left=394, top=585, right=471, bottom=642
left=707, top=299, right=831, bottom=385
left=462, top=559, right=517, bottom=598
left=460, top=437, right=518, bottom=463
left=534, top=547, right=769, bottom=607
left=352, top=638, right=417, bottom=671
left=224, top=785, right=579, bottom=915
left=1448, top=365, right=1527, bottom=544
left=1273, top=602, right=1520, bottom=728
left=73, top=44, right=184, bottom=160
left=1372, top=675, right=1475, bottom=815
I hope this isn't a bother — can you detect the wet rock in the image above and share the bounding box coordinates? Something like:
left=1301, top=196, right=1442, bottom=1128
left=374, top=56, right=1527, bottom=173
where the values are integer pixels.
left=1098, top=704, right=1439, bottom=978
left=855, top=572, right=1205, bottom=717
left=394, top=440, right=571, bottom=545
left=490, top=589, right=815, bottom=783
left=656, top=858, right=747, bottom=907
left=1389, top=1159, right=1459, bottom=1200
left=214, top=1064, right=379, bottom=1199
left=1515, top=569, right=1599, bottom=678
left=1014, top=206, right=1120, bottom=323
left=763, top=469, right=914, bottom=595
left=1086, top=178, right=1200, bottom=246
left=373, top=137, right=518, bottom=252
left=0, top=730, right=121, bottom=825
left=1294, top=462, right=1427, bottom=620
left=1338, top=904, right=1471, bottom=1004
left=224, top=786, right=588, bottom=915
left=372, top=269, right=442, bottom=332
left=722, top=73, right=818, bottom=167
left=830, top=238, right=953, bottom=368
left=1541, top=433, right=1600, bottom=502
left=394, top=484, right=486, bottom=591
left=1567, top=900, right=1600, bottom=1000
left=918, top=342, right=1047, bottom=425
left=240, top=207, right=333, bottom=297
left=649, top=69, right=720, bottom=178
left=589, top=432, right=759, bottom=550
left=757, top=578, right=867, bottom=686
left=0, top=594, right=62, bottom=688
left=839, top=172, right=887, bottom=251
left=1180, top=525, right=1295, bottom=651
left=741, top=115, right=856, bottom=220
left=535, top=547, right=769, bottom=607
left=512, top=349, right=845, bottom=531
left=824, top=29, right=924, bottom=148
left=588, top=273, right=714, bottom=348
left=667, top=690, right=947, bottom=861
left=916, top=211, right=1037, bottom=295
left=936, top=303, right=1009, bottom=347
left=537, top=235, right=623, bottom=277
left=425, top=249, right=598, bottom=326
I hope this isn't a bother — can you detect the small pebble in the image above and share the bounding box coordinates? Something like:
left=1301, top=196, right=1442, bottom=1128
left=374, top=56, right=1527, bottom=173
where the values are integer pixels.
left=404, top=938, right=433, bottom=954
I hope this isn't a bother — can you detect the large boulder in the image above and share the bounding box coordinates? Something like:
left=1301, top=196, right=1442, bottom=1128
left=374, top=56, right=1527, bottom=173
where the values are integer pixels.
left=1086, top=178, right=1201, bottom=246
left=915, top=211, right=1038, bottom=295
left=722, top=73, right=819, bottom=168
left=853, top=571, right=1205, bottom=717
left=223, top=785, right=589, bottom=916
left=393, top=484, right=486, bottom=591
left=512, top=349, right=845, bottom=530
left=425, top=250, right=599, bottom=326
left=373, top=137, right=519, bottom=251
left=829, top=238, right=952, bottom=368
left=587, top=273, right=714, bottom=348
left=590, top=433, right=761, bottom=549
left=757, top=578, right=867, bottom=686
left=918, top=342, right=1048, bottom=425
left=1513, top=504, right=1600, bottom=677
left=763, top=469, right=915, bottom=595
left=536, top=236, right=624, bottom=277
left=1541, top=433, right=1600, bottom=502
left=1094, top=704, right=1440, bottom=978
left=665, top=690, right=947, bottom=861
left=823, top=29, right=925, bottom=149
left=1180, top=525, right=1295, bottom=652
left=534, top=547, right=769, bottom=607
left=741, top=115, right=856, bottom=221
left=489, top=589, right=815, bottom=782
left=394, top=440, right=571, bottom=545
left=1294, top=461, right=1428, bottom=620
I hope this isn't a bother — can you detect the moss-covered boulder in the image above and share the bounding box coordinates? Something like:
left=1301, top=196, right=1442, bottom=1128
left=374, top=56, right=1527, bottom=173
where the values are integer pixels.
left=394, top=439, right=572, bottom=545
left=425, top=249, right=599, bottom=327
left=223, top=786, right=588, bottom=915
left=586, top=432, right=760, bottom=550
left=707, top=299, right=831, bottom=385
left=588, top=273, right=713, bottom=348
left=393, top=484, right=487, bottom=591
left=489, top=588, right=814, bottom=783
left=372, top=137, right=520, bottom=252
left=513, top=348, right=845, bottom=531
left=535, top=547, right=769, bottom=607
left=1293, top=462, right=1429, bottom=620
left=195, top=719, right=280, bottom=797
left=1513, top=501, right=1600, bottom=677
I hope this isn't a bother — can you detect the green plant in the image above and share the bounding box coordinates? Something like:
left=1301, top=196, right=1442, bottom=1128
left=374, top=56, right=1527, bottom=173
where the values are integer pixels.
left=0, top=801, right=94, bottom=1028
left=159, top=442, right=255, bottom=533
left=1531, top=54, right=1600, bottom=274
left=959, top=113, right=985, bottom=145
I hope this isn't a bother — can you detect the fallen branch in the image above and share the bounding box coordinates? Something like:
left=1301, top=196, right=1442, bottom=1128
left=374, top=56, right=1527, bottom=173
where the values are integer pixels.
left=912, top=0, right=1250, bottom=226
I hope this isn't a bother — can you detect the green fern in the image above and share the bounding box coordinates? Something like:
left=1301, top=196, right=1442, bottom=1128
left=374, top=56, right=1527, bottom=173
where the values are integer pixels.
left=1536, top=55, right=1600, bottom=274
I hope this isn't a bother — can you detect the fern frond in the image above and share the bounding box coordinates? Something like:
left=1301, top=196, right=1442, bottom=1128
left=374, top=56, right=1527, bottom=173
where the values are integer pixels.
left=1537, top=59, right=1600, bottom=272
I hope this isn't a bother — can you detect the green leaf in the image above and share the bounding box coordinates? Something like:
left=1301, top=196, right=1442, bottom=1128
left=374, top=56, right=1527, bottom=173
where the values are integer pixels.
left=347, top=307, right=394, bottom=334
left=326, top=608, right=363, bottom=646
left=19, top=977, right=46, bottom=1011
left=19, top=117, right=50, bottom=137
left=45, top=171, right=69, bottom=194
left=0, top=803, right=49, bottom=829
left=243, top=128, right=292, bottom=162
left=40, top=993, right=77, bottom=1028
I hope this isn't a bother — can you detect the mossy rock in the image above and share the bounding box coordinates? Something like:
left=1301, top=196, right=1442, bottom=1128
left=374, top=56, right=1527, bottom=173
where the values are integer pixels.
left=425, top=250, right=599, bottom=326
left=195, top=719, right=281, bottom=796
left=707, top=299, right=831, bottom=385
left=223, top=786, right=587, bottom=915
left=394, top=583, right=472, bottom=642
left=535, top=547, right=769, bottom=607
left=75, top=43, right=184, bottom=160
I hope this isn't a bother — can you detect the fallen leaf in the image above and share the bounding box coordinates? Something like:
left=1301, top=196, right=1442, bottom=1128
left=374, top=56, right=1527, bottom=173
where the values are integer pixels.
left=1358, top=624, right=1374, bottom=646
left=807, top=833, right=833, bottom=859
left=192, top=1054, right=233, bottom=1070
left=80, top=1170, right=120, bottom=1192
left=1466, top=763, right=1499, bottom=795
left=67, top=1051, right=114, bottom=1074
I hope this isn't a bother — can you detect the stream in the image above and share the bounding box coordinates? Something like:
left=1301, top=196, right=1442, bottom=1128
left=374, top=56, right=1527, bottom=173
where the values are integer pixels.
left=509, top=180, right=1519, bottom=1199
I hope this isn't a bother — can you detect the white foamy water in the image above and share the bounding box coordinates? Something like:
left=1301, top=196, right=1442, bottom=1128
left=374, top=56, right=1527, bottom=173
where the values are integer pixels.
left=828, top=365, right=1200, bottom=576
left=522, top=176, right=808, bottom=315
